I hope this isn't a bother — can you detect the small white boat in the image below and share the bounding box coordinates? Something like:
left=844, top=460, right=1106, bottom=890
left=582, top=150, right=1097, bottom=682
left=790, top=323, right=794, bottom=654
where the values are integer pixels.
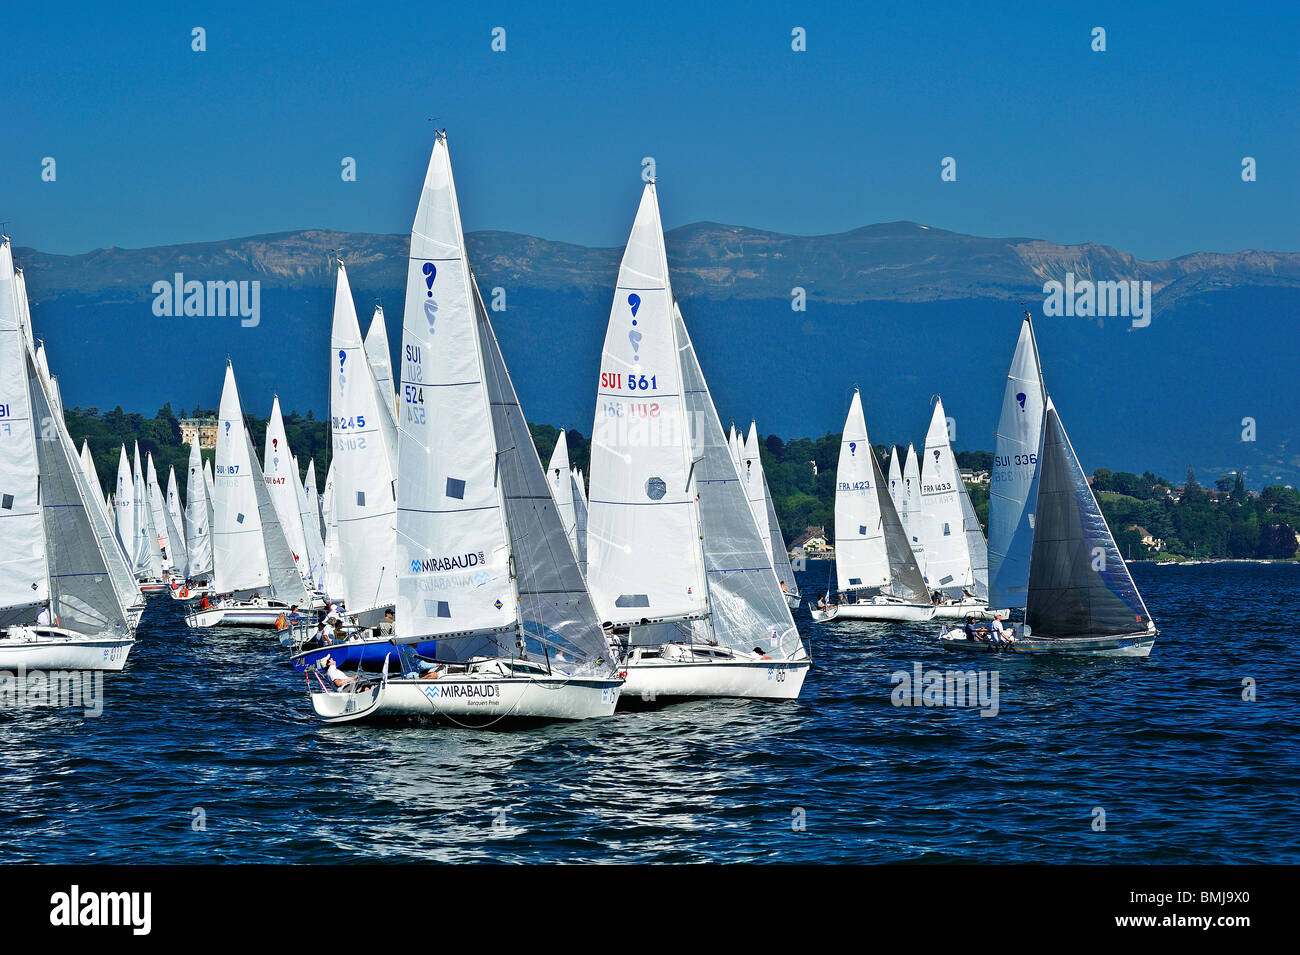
left=310, top=652, right=621, bottom=724
left=835, top=595, right=936, bottom=622
left=809, top=603, right=839, bottom=622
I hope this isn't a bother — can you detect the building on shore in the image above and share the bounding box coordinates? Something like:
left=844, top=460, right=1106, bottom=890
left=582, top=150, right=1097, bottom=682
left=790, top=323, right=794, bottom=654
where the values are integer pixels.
left=180, top=417, right=218, bottom=449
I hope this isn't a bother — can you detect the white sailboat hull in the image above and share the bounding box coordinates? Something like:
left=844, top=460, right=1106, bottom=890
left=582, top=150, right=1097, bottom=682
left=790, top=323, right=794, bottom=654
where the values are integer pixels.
left=810, top=606, right=839, bottom=622
left=835, top=601, right=936, bottom=622
left=620, top=653, right=809, bottom=701
left=310, top=674, right=622, bottom=723
left=185, top=602, right=293, bottom=629
left=0, top=627, right=133, bottom=671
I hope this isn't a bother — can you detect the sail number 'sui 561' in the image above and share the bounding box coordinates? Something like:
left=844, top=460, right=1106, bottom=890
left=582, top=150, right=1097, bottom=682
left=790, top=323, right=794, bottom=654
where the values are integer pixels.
left=600, top=372, right=658, bottom=391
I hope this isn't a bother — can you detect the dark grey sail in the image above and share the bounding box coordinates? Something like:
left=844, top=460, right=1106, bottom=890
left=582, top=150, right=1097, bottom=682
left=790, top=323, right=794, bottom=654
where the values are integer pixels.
left=1025, top=400, right=1152, bottom=638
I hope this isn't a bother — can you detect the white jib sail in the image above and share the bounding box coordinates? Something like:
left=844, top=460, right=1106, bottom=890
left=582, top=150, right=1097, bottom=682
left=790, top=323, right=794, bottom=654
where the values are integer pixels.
left=304, top=458, right=324, bottom=540
left=212, top=364, right=271, bottom=595
left=888, top=449, right=904, bottom=521
left=834, top=390, right=889, bottom=593
left=587, top=183, right=707, bottom=626
left=331, top=262, right=398, bottom=615
left=320, top=461, right=345, bottom=601
left=166, top=465, right=187, bottom=557
left=988, top=313, right=1047, bottom=610
left=291, top=454, right=326, bottom=590
left=133, top=443, right=162, bottom=578
left=740, top=421, right=774, bottom=562
left=918, top=398, right=972, bottom=596
left=112, top=445, right=138, bottom=572
left=243, top=425, right=309, bottom=606
left=146, top=453, right=176, bottom=571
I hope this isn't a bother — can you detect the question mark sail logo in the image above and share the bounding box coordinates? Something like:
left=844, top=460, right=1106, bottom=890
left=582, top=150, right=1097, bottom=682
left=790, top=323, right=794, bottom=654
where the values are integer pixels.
left=339, top=349, right=347, bottom=373
left=423, top=262, right=436, bottom=296
left=224, top=421, right=230, bottom=436
left=1016, top=392, right=1026, bottom=411
left=272, top=438, right=278, bottom=451
left=628, top=328, right=643, bottom=357
left=849, top=441, right=856, bottom=456
left=628, top=293, right=641, bottom=317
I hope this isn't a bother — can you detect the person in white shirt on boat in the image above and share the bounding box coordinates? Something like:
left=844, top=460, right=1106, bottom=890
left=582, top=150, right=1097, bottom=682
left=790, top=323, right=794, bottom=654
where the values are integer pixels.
left=36, top=604, right=57, bottom=628
left=990, top=614, right=1015, bottom=647
left=378, top=609, right=395, bottom=637
left=321, top=655, right=356, bottom=689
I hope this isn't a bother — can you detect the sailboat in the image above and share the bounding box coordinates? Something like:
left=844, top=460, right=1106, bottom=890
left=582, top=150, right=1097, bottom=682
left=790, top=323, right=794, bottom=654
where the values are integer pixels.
left=586, top=182, right=809, bottom=700
left=739, top=422, right=801, bottom=609
left=901, top=443, right=924, bottom=566
left=942, top=311, right=1157, bottom=655
left=365, top=305, right=398, bottom=430
left=186, top=364, right=312, bottom=628
left=0, top=237, right=136, bottom=670
left=824, top=390, right=933, bottom=621
left=309, top=133, right=620, bottom=722
left=917, top=397, right=1003, bottom=620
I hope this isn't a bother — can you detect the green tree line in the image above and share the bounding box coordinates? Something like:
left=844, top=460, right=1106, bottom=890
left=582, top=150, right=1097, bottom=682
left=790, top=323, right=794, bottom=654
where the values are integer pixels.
left=71, top=408, right=1297, bottom=561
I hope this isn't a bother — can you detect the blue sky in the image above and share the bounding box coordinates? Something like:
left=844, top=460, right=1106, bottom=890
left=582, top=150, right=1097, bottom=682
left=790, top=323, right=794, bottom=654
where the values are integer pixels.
left=4, top=0, right=1296, bottom=259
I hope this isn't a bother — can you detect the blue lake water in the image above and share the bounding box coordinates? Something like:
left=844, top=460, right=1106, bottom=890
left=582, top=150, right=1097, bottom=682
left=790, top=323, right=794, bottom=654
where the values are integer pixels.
left=1, top=562, right=1295, bottom=863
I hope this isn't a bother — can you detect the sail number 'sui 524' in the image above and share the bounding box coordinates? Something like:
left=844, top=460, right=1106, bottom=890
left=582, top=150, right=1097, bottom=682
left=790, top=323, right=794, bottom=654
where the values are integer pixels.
left=404, top=344, right=425, bottom=425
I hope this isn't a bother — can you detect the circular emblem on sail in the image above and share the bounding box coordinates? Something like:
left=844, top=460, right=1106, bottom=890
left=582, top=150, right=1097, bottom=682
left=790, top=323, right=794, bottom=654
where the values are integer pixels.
left=645, top=477, right=667, bottom=501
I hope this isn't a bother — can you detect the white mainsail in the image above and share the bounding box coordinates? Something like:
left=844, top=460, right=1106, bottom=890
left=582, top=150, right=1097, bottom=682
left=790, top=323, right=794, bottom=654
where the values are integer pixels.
left=0, top=238, right=49, bottom=622
left=365, top=305, right=397, bottom=429
left=291, top=454, right=326, bottom=589
left=304, top=458, right=324, bottom=540
left=988, top=313, right=1047, bottom=610
left=184, top=441, right=214, bottom=579
left=212, top=364, right=271, bottom=595
left=166, top=465, right=187, bottom=561
left=887, top=449, right=904, bottom=518
left=834, top=390, right=888, bottom=593
left=918, top=398, right=971, bottom=596
left=113, top=445, right=139, bottom=572
left=320, top=460, right=345, bottom=600
left=330, top=262, right=398, bottom=615
left=263, top=396, right=310, bottom=582
left=587, top=183, right=707, bottom=626
left=546, top=429, right=581, bottom=565
left=902, top=443, right=924, bottom=568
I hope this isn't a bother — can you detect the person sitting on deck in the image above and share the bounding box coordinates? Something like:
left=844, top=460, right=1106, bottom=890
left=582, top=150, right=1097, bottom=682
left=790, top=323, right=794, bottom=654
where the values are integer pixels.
left=780, top=580, right=790, bottom=594
left=962, top=616, right=982, bottom=642
left=379, top=609, right=395, bottom=636
left=199, top=594, right=211, bottom=610
left=990, top=614, right=1015, bottom=647
left=36, top=603, right=57, bottom=628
